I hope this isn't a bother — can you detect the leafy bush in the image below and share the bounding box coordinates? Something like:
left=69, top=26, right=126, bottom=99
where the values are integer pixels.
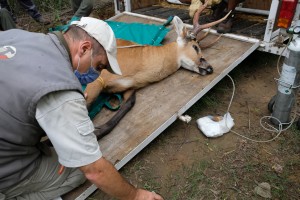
left=6, top=0, right=70, bottom=16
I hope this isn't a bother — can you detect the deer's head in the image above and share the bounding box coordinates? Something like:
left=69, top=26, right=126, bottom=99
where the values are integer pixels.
left=173, top=0, right=231, bottom=75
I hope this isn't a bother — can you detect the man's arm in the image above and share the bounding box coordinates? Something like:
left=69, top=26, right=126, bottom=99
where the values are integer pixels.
left=36, top=91, right=163, bottom=199
left=80, top=157, right=163, bottom=200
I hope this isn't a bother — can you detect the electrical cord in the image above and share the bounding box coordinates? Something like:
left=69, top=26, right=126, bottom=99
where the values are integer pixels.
left=225, top=74, right=298, bottom=143
left=276, top=35, right=292, bottom=76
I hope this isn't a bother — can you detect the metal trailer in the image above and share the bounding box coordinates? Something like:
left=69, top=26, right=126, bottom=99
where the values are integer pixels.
left=64, top=0, right=300, bottom=199
left=115, top=0, right=300, bottom=56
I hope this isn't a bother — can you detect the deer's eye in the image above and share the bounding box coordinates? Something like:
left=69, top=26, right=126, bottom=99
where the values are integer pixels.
left=192, top=45, right=199, bottom=54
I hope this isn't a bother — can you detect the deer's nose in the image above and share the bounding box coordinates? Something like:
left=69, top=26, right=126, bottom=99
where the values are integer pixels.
left=206, top=66, right=213, bottom=74
left=199, top=58, right=213, bottom=74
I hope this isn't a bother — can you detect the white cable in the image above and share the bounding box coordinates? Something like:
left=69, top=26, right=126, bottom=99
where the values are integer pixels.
left=117, top=44, right=146, bottom=49
left=224, top=74, right=298, bottom=143
left=276, top=36, right=292, bottom=76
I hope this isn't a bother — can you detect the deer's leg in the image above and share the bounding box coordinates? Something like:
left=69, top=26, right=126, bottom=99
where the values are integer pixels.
left=85, top=77, right=105, bottom=109
left=105, top=77, right=135, bottom=93
left=105, top=75, right=150, bottom=93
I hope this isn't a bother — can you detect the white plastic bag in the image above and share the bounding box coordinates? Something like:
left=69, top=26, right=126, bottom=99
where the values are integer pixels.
left=196, top=112, right=234, bottom=138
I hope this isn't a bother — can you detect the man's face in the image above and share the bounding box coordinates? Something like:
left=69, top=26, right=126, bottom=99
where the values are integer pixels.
left=92, top=51, right=110, bottom=74
left=74, top=43, right=109, bottom=75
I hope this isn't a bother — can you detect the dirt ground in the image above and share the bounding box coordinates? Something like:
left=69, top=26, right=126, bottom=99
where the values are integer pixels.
left=15, top=1, right=300, bottom=199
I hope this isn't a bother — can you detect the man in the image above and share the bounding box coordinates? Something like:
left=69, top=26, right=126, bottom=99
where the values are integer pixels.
left=71, top=0, right=94, bottom=18
left=0, top=0, right=50, bottom=25
left=0, top=7, right=16, bottom=30
left=212, top=0, right=245, bottom=33
left=0, top=17, right=163, bottom=200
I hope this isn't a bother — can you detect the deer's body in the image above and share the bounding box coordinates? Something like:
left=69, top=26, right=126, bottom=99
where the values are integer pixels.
left=85, top=0, right=231, bottom=106
left=101, top=41, right=180, bottom=93
left=98, top=7, right=231, bottom=94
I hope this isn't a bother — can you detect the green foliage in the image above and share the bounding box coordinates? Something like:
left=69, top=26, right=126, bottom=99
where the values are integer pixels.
left=36, top=0, right=70, bottom=11
left=6, top=0, right=70, bottom=16
left=263, top=172, right=288, bottom=198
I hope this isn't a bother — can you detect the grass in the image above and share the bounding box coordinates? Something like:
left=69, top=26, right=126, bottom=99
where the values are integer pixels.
left=262, top=172, right=289, bottom=199
left=163, top=160, right=216, bottom=199
left=6, top=0, right=70, bottom=25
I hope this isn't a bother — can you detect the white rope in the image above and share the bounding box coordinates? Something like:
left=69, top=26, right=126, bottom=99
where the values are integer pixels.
left=117, top=44, right=146, bottom=49
left=225, top=74, right=298, bottom=143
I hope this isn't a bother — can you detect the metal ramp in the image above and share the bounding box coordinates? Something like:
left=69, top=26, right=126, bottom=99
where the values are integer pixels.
left=63, top=11, right=259, bottom=200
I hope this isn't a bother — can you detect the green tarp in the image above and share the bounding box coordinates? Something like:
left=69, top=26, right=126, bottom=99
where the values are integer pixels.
left=106, top=20, right=170, bottom=46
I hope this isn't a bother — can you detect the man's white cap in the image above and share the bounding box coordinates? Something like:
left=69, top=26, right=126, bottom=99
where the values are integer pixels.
left=71, top=17, right=122, bottom=75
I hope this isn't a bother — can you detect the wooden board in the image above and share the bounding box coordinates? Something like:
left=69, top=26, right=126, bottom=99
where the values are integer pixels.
left=63, top=12, right=259, bottom=200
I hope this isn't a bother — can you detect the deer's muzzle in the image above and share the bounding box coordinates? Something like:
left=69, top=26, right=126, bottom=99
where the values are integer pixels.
left=199, top=58, right=213, bottom=75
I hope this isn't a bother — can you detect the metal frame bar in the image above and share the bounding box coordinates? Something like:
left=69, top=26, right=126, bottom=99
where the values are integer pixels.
left=235, top=7, right=269, bottom=15
left=263, top=0, right=280, bottom=43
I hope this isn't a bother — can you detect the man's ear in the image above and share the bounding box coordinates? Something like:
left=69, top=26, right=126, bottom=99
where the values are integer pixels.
left=79, top=41, right=92, bottom=56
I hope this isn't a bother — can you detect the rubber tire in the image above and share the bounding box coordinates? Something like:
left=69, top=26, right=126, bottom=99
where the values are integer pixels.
left=268, top=95, right=276, bottom=113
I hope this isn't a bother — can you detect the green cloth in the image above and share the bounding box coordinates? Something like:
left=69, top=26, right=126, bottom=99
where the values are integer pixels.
left=50, top=16, right=172, bottom=46
left=106, top=20, right=171, bottom=46
left=88, top=93, right=122, bottom=119
left=82, top=85, right=122, bottom=119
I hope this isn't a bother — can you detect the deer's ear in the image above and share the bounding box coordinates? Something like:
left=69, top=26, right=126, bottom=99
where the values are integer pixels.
left=173, top=16, right=184, bottom=37
left=173, top=16, right=187, bottom=46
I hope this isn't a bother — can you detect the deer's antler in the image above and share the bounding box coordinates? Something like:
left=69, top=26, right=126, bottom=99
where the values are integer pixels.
left=191, top=0, right=232, bottom=38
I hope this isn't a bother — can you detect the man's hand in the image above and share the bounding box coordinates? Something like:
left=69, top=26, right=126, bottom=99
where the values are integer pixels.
left=80, top=157, right=164, bottom=200
left=134, top=189, right=164, bottom=200
left=84, top=77, right=105, bottom=108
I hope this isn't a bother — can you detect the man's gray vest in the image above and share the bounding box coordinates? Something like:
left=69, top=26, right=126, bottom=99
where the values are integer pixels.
left=0, top=29, right=82, bottom=190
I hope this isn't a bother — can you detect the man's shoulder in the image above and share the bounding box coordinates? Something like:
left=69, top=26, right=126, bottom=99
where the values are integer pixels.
left=0, top=29, right=48, bottom=45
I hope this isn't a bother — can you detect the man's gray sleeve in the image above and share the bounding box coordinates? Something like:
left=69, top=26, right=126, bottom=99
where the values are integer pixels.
left=36, top=90, right=102, bottom=168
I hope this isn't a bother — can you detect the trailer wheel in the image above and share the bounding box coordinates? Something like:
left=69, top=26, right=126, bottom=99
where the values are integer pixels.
left=268, top=95, right=276, bottom=113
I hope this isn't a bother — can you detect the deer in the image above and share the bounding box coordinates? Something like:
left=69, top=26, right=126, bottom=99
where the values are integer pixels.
left=86, top=0, right=231, bottom=139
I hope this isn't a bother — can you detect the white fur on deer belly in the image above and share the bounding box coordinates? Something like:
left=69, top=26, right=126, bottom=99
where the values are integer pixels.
left=115, top=78, right=134, bottom=87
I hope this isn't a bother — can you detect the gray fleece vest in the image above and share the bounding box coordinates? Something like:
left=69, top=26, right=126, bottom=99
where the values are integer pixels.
left=0, top=29, right=82, bottom=190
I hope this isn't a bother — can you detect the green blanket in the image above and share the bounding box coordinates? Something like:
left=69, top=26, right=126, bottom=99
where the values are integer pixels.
left=106, top=20, right=171, bottom=46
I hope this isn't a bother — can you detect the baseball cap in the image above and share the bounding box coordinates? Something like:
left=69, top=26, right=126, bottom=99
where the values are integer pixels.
left=71, top=17, right=122, bottom=75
